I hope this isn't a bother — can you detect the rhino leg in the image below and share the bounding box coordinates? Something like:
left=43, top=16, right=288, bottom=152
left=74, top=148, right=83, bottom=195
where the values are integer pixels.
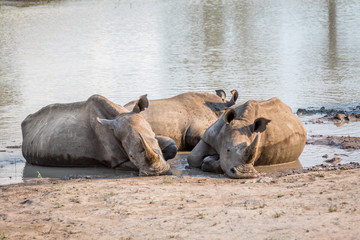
left=187, top=140, right=217, bottom=168
left=156, top=136, right=177, bottom=160
left=201, top=155, right=223, bottom=173
left=185, top=123, right=207, bottom=149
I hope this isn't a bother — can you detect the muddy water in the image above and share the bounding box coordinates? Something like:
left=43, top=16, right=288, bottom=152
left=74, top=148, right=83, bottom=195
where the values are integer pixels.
left=1, top=0, right=360, bottom=184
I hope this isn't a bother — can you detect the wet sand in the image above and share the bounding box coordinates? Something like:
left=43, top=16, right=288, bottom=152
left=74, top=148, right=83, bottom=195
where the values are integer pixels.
left=1, top=167, right=360, bottom=239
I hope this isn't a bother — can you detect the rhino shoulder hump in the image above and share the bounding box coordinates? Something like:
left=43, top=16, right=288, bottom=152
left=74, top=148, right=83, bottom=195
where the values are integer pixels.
left=87, top=94, right=124, bottom=115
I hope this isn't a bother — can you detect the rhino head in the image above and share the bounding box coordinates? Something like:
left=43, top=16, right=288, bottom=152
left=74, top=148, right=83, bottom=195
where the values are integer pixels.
left=97, top=95, right=171, bottom=176
left=188, top=108, right=270, bottom=179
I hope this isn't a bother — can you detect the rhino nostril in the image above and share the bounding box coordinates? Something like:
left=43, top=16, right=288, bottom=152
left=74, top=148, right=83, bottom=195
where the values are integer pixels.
left=230, top=168, right=236, bottom=174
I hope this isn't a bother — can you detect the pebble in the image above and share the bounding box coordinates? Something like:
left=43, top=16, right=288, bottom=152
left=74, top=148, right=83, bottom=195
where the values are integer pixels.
left=257, top=177, right=273, bottom=183
left=20, top=199, right=33, bottom=205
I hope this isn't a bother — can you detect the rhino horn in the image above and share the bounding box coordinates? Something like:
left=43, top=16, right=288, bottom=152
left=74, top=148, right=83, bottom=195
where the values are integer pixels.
left=139, top=133, right=160, bottom=164
left=244, top=134, right=260, bottom=165
left=230, top=89, right=238, bottom=105
left=96, top=117, right=115, bottom=128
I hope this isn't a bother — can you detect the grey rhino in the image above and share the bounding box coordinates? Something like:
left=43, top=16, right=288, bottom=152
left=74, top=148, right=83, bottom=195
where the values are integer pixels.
left=187, top=97, right=306, bottom=178
left=125, top=90, right=238, bottom=150
left=21, top=95, right=175, bottom=176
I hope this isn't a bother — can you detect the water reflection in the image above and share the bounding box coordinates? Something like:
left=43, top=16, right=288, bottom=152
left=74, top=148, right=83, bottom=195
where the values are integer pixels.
left=0, top=12, right=22, bottom=107
left=328, top=0, right=337, bottom=70
left=22, top=163, right=138, bottom=180
left=1, top=0, right=358, bottom=108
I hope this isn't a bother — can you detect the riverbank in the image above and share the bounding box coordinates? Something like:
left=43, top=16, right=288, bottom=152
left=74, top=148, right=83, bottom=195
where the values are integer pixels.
left=1, top=168, right=359, bottom=239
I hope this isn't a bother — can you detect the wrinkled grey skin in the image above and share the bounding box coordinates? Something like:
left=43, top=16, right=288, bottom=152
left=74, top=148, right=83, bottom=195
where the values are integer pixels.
left=125, top=90, right=238, bottom=150
left=188, top=98, right=307, bottom=179
left=21, top=95, right=174, bottom=176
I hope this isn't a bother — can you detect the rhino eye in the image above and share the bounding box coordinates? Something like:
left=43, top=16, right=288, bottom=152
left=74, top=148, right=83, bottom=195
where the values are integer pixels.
left=227, top=149, right=230, bottom=152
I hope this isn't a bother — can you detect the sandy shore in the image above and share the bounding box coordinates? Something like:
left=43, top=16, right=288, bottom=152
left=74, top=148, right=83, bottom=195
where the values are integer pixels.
left=1, top=168, right=360, bottom=240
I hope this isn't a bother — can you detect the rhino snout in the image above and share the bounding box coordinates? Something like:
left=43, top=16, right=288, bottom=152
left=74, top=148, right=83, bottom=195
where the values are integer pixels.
left=227, top=164, right=259, bottom=179
left=139, top=162, right=172, bottom=176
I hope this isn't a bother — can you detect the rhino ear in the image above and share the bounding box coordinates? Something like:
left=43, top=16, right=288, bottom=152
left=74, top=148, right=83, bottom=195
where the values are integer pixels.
left=230, top=89, right=238, bottom=105
left=251, top=118, right=271, bottom=133
left=222, top=108, right=237, bottom=124
left=215, top=89, right=226, bottom=101
left=132, top=94, right=149, bottom=113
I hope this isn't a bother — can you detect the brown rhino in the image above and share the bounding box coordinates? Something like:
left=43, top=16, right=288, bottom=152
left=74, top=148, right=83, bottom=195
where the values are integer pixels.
left=125, top=90, right=238, bottom=150
left=21, top=95, right=175, bottom=176
left=187, top=97, right=307, bottom=178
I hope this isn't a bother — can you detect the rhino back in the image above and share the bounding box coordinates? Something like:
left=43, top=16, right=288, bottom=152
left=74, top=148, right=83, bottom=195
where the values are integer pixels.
left=125, top=92, right=225, bottom=149
left=21, top=95, right=128, bottom=167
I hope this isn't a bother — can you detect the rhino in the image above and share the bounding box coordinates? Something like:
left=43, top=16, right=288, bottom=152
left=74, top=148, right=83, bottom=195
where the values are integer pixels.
left=187, top=97, right=307, bottom=179
left=21, top=95, right=176, bottom=176
left=125, top=90, right=238, bottom=150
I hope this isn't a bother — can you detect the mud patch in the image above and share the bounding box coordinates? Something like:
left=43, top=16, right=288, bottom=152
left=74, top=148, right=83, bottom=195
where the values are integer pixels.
left=307, top=135, right=360, bottom=150
left=297, top=106, right=360, bottom=124
left=297, top=105, right=360, bottom=116
left=310, top=113, right=360, bottom=124
left=261, top=162, right=360, bottom=180
left=306, top=162, right=360, bottom=171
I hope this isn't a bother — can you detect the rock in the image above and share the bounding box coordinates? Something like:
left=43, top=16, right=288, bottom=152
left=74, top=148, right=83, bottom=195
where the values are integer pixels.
left=20, top=199, right=33, bottom=205
left=351, top=113, right=360, bottom=119
left=241, top=179, right=256, bottom=184
left=322, top=154, right=328, bottom=159
left=334, top=113, right=346, bottom=121
left=325, top=157, right=342, bottom=165
left=257, top=177, right=273, bottom=183
left=6, top=145, right=21, bottom=149
left=307, top=135, right=360, bottom=150
left=297, top=106, right=360, bottom=124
